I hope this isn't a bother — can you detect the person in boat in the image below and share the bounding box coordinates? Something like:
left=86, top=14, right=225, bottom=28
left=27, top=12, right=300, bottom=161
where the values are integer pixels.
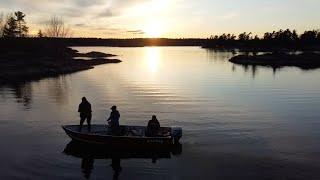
left=147, top=115, right=161, bottom=136
left=78, top=97, right=92, bottom=132
left=107, top=105, right=120, bottom=135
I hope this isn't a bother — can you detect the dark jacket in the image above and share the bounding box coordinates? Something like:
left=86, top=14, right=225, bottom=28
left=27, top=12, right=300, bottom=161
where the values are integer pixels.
left=147, top=119, right=160, bottom=132
left=78, top=101, right=92, bottom=116
left=108, top=110, right=120, bottom=127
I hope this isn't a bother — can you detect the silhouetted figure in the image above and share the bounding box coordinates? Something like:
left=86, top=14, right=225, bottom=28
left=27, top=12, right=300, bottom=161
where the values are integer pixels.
left=107, top=105, right=120, bottom=135
left=81, top=157, right=94, bottom=179
left=152, top=157, right=157, bottom=163
left=111, top=157, right=122, bottom=180
left=78, top=97, right=92, bottom=132
left=147, top=115, right=160, bottom=136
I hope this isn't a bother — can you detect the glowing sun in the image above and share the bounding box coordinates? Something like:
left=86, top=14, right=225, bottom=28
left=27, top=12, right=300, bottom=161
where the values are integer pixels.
left=144, top=23, right=163, bottom=38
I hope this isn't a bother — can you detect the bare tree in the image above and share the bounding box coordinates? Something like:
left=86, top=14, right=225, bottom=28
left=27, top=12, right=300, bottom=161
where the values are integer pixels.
left=44, top=16, right=72, bottom=38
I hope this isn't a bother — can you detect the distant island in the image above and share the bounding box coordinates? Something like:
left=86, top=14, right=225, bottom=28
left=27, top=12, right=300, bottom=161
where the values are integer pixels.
left=0, top=11, right=123, bottom=84
left=0, top=39, right=121, bottom=84
left=216, top=30, right=320, bottom=70
left=229, top=52, right=320, bottom=70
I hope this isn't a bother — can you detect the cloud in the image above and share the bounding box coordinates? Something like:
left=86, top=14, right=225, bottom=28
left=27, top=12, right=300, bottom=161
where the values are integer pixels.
left=74, top=23, right=86, bottom=27
left=0, top=0, right=151, bottom=19
left=96, top=8, right=114, bottom=18
left=92, top=28, right=145, bottom=34
left=126, top=30, right=145, bottom=34
left=71, top=0, right=106, bottom=7
left=0, top=0, right=153, bottom=33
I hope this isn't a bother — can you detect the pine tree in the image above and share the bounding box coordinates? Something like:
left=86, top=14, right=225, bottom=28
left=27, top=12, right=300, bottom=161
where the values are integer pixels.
left=3, top=16, right=17, bottom=37
left=15, top=11, right=28, bottom=37
left=38, top=29, right=43, bottom=38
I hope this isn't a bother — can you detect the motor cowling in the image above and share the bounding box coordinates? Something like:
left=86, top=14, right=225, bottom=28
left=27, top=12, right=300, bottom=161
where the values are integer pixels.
left=171, top=127, right=182, bottom=144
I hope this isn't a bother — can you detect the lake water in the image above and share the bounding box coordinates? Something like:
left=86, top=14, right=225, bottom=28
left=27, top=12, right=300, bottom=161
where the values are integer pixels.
left=0, top=47, right=320, bottom=180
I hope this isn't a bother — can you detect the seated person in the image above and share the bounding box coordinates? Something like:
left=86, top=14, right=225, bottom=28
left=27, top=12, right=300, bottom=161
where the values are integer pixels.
left=146, top=115, right=160, bottom=136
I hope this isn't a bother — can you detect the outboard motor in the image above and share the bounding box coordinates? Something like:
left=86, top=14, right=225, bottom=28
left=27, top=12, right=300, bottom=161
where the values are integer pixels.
left=171, top=127, right=182, bottom=144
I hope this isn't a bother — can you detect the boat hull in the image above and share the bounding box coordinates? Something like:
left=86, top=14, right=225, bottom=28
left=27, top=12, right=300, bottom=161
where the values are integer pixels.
left=63, top=140, right=182, bottom=159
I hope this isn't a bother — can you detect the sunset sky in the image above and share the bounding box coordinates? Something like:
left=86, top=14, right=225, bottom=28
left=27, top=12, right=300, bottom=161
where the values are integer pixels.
left=0, top=0, right=319, bottom=38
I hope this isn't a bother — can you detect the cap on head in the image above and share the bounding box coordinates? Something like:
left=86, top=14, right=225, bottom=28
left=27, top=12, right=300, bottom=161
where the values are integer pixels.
left=152, top=115, right=157, bottom=120
left=82, top=97, right=87, bottom=101
left=111, top=105, right=117, bottom=110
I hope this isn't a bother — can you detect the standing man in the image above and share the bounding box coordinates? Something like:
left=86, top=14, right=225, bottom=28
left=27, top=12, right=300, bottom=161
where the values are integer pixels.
left=107, top=105, right=120, bottom=135
left=78, top=97, right=92, bottom=132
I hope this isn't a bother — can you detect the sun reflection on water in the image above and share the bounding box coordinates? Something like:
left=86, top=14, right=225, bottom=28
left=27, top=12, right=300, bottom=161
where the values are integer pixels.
left=145, top=47, right=161, bottom=73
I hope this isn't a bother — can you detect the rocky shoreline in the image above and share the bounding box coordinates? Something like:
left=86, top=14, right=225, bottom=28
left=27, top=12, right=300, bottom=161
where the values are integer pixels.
left=229, top=52, right=320, bottom=70
left=0, top=48, right=121, bottom=84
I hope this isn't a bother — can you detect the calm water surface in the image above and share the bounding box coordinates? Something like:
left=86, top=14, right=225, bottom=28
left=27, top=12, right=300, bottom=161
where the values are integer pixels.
left=0, top=47, right=320, bottom=179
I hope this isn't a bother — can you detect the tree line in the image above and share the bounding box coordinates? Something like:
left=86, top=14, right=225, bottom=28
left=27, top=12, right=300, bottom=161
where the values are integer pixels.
left=1, top=11, right=319, bottom=50
left=205, top=29, right=320, bottom=48
left=0, top=11, right=72, bottom=38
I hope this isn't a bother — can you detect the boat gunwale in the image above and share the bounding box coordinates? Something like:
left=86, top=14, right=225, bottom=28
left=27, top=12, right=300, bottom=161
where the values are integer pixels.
left=62, top=125, right=173, bottom=139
